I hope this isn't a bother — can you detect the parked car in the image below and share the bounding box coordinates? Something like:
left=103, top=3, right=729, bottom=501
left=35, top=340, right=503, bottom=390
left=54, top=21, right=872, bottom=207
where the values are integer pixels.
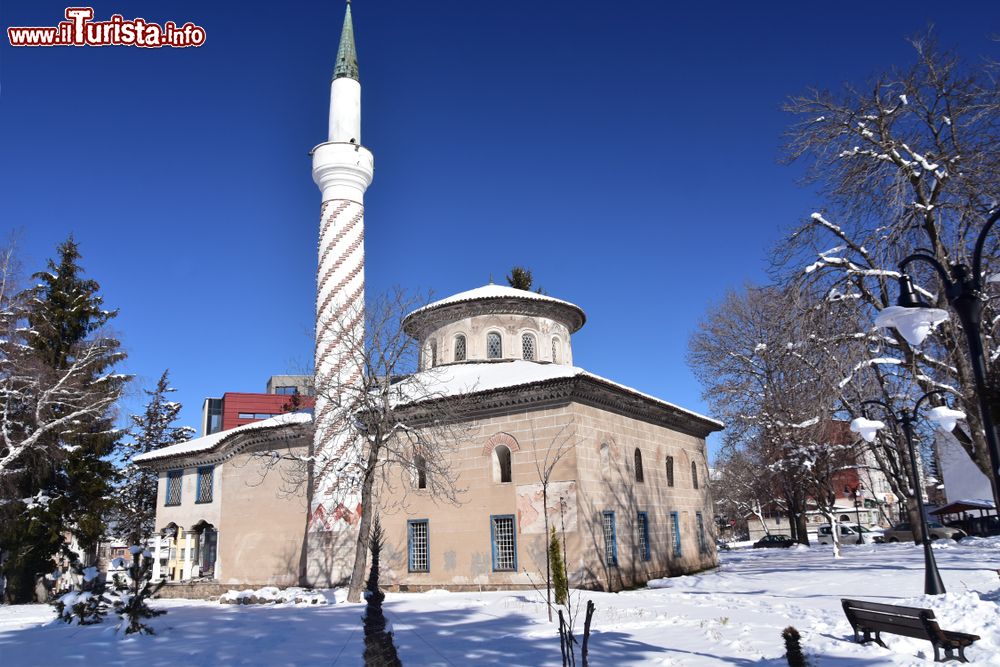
left=816, top=523, right=883, bottom=545
left=753, top=534, right=795, bottom=549
left=882, top=521, right=966, bottom=542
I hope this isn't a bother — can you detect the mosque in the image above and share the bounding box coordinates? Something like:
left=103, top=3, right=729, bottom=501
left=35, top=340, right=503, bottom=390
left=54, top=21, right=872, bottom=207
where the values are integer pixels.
left=135, top=2, right=721, bottom=595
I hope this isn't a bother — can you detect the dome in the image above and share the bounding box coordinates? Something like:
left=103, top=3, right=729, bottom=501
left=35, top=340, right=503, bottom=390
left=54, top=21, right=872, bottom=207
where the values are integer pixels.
left=402, top=284, right=586, bottom=370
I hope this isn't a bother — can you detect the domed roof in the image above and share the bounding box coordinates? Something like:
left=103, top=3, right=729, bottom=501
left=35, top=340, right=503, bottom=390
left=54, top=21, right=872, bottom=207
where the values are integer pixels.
left=403, top=284, right=586, bottom=337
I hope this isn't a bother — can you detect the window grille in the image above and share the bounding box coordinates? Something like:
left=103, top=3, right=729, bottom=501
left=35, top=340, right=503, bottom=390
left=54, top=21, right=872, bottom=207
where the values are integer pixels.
left=521, top=333, right=535, bottom=361
left=408, top=520, right=429, bottom=572
left=166, top=470, right=182, bottom=506
left=670, top=511, right=682, bottom=557
left=692, top=462, right=699, bottom=489
left=494, top=445, right=512, bottom=483
left=454, top=335, right=466, bottom=362
left=634, top=449, right=644, bottom=483
left=487, top=332, right=502, bottom=359
left=196, top=466, right=214, bottom=503
left=666, top=456, right=675, bottom=487
left=637, top=512, right=650, bottom=561
left=602, top=511, right=618, bottom=566
left=491, top=515, right=517, bottom=571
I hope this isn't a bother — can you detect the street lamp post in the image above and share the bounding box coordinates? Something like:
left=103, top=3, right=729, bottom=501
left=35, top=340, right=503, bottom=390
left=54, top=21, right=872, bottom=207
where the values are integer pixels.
left=874, top=209, right=1000, bottom=510
left=851, top=485, right=864, bottom=544
left=851, top=389, right=965, bottom=595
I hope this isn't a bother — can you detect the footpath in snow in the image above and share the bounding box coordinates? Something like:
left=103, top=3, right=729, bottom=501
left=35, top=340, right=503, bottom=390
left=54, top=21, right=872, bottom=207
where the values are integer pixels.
left=1, top=537, right=998, bottom=665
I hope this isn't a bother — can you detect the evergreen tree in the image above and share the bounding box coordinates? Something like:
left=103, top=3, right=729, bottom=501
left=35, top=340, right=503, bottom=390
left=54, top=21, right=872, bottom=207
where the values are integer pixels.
left=549, top=525, right=569, bottom=606
left=506, top=266, right=534, bottom=291
left=362, top=515, right=402, bottom=667
left=0, top=237, right=128, bottom=602
left=111, top=546, right=165, bottom=635
left=115, top=371, right=193, bottom=545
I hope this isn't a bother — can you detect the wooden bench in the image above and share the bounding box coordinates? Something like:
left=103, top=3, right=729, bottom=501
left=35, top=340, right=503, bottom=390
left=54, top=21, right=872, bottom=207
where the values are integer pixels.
left=841, top=598, right=980, bottom=663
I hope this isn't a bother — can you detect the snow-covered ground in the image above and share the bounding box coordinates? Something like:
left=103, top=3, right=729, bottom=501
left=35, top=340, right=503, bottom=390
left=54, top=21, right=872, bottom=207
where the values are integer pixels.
left=2, top=538, right=998, bottom=666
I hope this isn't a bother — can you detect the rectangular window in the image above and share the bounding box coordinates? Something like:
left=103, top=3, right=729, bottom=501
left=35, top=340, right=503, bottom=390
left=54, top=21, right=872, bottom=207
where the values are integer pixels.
left=602, top=511, right=618, bottom=566
left=637, top=511, right=651, bottom=561
left=670, top=511, right=682, bottom=558
left=666, top=456, right=675, bottom=487
left=490, top=515, right=517, bottom=571
left=408, top=520, right=429, bottom=572
left=696, top=512, right=707, bottom=554
left=274, top=386, right=298, bottom=395
left=238, top=413, right=254, bottom=419
left=206, top=398, right=223, bottom=435
left=196, top=466, right=214, bottom=504
left=166, top=470, right=183, bottom=506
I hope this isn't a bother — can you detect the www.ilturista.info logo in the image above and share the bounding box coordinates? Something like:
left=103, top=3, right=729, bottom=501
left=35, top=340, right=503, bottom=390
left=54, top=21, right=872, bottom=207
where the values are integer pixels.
left=7, top=7, right=206, bottom=48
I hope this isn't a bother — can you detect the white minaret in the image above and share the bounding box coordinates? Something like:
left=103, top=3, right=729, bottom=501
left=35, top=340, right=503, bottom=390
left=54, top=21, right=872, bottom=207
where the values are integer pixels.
left=310, top=0, right=373, bottom=520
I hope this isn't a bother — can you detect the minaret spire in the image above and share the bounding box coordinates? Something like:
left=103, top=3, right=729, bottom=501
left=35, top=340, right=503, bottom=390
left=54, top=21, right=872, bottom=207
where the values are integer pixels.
left=334, top=0, right=359, bottom=81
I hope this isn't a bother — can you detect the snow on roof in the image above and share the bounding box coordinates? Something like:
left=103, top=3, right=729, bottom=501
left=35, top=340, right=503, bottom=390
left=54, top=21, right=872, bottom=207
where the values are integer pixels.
left=406, top=284, right=585, bottom=322
left=133, top=412, right=312, bottom=463
left=397, top=360, right=722, bottom=428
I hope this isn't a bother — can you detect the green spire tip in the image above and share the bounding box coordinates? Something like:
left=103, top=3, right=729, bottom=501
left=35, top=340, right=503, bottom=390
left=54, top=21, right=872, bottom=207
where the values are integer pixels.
left=334, top=2, right=359, bottom=81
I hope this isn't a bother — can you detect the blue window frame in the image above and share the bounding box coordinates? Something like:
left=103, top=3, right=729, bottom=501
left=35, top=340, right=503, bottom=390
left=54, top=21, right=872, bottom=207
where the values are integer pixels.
left=670, top=511, right=682, bottom=557
left=637, top=511, right=651, bottom=561
left=196, top=466, right=214, bottom=504
left=408, top=519, right=429, bottom=572
left=165, top=470, right=183, bottom=506
left=602, top=511, right=618, bottom=566
left=696, top=512, right=707, bottom=554
left=490, top=515, right=517, bottom=571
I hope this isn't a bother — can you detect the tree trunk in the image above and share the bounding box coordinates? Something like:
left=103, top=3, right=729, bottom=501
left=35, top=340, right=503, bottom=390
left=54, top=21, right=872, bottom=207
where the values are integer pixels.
left=795, top=513, right=810, bottom=546
left=543, top=484, right=552, bottom=622
left=347, top=443, right=380, bottom=603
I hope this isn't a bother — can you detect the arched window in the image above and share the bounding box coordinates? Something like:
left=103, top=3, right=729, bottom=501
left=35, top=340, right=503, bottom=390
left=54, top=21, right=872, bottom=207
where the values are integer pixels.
left=665, top=456, right=675, bottom=487
left=415, top=454, right=427, bottom=490
left=521, top=333, right=536, bottom=361
left=599, top=443, right=610, bottom=477
left=634, top=448, right=644, bottom=483
left=454, top=334, right=467, bottom=362
left=551, top=338, right=560, bottom=364
left=487, top=332, right=502, bottom=359
left=493, top=444, right=512, bottom=483
left=691, top=461, right=699, bottom=490
left=430, top=340, right=438, bottom=367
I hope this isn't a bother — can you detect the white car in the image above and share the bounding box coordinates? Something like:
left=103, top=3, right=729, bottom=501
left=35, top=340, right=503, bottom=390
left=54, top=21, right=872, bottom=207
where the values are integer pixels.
left=816, top=523, right=882, bottom=545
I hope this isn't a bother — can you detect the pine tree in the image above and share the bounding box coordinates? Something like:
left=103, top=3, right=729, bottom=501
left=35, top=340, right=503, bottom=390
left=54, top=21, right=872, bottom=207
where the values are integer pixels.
left=506, top=266, right=534, bottom=291
left=115, top=371, right=193, bottom=545
left=549, top=525, right=569, bottom=606
left=111, top=546, right=165, bottom=635
left=0, top=237, right=128, bottom=602
left=362, top=515, right=402, bottom=667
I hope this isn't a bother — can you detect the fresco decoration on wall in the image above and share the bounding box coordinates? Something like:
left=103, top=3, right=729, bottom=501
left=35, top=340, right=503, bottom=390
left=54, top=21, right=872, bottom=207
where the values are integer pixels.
left=517, top=480, right=577, bottom=534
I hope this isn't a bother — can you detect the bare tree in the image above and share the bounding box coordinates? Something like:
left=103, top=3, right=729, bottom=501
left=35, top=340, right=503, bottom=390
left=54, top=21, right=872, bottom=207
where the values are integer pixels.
left=779, top=33, right=1000, bottom=505
left=524, top=419, right=579, bottom=622
left=254, top=289, right=478, bottom=602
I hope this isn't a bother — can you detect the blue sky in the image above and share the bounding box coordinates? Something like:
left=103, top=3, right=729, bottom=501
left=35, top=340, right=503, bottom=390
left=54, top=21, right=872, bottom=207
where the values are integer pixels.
left=2, top=1, right=997, bottom=458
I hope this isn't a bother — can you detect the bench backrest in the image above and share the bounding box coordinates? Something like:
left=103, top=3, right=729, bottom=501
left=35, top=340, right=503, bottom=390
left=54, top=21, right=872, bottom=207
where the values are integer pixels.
left=842, top=598, right=942, bottom=642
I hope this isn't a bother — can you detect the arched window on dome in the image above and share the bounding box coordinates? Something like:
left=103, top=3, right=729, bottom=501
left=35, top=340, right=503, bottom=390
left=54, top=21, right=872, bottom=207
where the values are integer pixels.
left=493, top=444, right=512, bottom=483
left=634, top=448, right=644, bottom=483
left=691, top=461, right=699, bottom=490
left=487, top=332, right=502, bottom=360
left=430, top=340, right=438, bottom=367
left=551, top=338, right=560, bottom=364
left=454, top=334, right=467, bottom=362
left=521, top=333, right=536, bottom=361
